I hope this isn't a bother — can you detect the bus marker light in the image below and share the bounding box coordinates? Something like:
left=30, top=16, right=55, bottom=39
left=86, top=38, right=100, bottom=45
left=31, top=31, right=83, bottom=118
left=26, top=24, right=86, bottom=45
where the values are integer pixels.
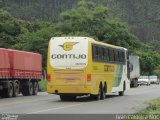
left=47, top=74, right=51, bottom=82
left=87, top=74, right=91, bottom=81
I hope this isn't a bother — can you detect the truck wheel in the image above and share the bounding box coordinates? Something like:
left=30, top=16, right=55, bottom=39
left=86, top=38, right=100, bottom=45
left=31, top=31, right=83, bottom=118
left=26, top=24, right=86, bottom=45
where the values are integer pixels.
left=135, top=80, right=138, bottom=87
left=27, top=81, right=33, bottom=96
left=4, top=82, right=14, bottom=98
left=33, top=82, right=38, bottom=95
left=13, top=82, right=19, bottom=97
left=22, top=81, right=33, bottom=96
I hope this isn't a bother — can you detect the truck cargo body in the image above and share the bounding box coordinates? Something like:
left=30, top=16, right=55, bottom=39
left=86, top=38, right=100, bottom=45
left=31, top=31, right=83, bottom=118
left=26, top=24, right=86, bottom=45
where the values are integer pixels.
left=0, top=48, right=42, bottom=98
left=9, top=49, right=42, bottom=79
left=0, top=48, right=11, bottom=78
left=129, top=56, right=140, bottom=88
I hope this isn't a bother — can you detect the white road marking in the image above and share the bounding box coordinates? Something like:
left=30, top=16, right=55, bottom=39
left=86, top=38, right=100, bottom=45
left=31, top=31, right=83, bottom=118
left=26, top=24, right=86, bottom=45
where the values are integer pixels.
left=28, top=103, right=87, bottom=114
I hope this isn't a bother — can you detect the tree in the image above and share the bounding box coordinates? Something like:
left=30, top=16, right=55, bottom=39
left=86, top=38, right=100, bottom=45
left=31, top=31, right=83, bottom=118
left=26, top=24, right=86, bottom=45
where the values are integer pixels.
left=58, top=0, right=142, bottom=50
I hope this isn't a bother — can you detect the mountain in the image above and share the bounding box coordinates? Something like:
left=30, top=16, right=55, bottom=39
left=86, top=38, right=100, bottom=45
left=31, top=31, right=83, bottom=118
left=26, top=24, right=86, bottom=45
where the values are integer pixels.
left=0, top=0, right=160, bottom=76
left=1, top=0, right=160, bottom=47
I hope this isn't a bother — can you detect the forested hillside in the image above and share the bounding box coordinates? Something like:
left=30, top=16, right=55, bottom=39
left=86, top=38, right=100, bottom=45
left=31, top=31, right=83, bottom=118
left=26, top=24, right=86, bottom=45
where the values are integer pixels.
left=0, top=0, right=160, bottom=76
left=1, top=0, right=160, bottom=47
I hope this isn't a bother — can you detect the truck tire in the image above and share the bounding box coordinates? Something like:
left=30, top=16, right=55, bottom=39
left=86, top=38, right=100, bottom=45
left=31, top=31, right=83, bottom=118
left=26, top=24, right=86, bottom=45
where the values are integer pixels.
left=33, top=81, right=38, bottom=95
left=22, top=81, right=33, bottom=96
left=28, top=81, right=33, bottom=95
left=13, top=81, right=19, bottom=97
left=2, top=82, right=14, bottom=98
left=135, top=80, right=138, bottom=87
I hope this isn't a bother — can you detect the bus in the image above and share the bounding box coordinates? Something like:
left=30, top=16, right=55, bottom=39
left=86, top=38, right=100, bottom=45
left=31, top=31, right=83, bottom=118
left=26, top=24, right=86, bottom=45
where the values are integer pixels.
left=47, top=37, right=130, bottom=100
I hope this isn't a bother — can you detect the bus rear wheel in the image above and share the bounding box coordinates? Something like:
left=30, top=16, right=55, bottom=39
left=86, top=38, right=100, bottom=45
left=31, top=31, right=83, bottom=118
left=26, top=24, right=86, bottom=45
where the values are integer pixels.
left=91, top=86, right=105, bottom=100
left=101, top=85, right=106, bottom=100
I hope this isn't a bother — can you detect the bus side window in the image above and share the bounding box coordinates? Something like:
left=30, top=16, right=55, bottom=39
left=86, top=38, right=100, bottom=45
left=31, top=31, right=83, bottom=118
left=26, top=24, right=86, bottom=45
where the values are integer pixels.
left=92, top=45, right=95, bottom=60
left=98, top=47, right=103, bottom=61
left=118, top=51, right=121, bottom=63
left=104, top=48, right=109, bottom=62
left=92, top=45, right=98, bottom=61
left=109, top=49, right=113, bottom=62
left=119, top=51, right=123, bottom=63
left=119, top=51, right=121, bottom=62
left=114, top=50, right=118, bottom=62
left=122, top=51, right=125, bottom=63
left=126, top=51, right=129, bottom=59
left=113, top=49, right=116, bottom=62
left=102, top=47, right=105, bottom=61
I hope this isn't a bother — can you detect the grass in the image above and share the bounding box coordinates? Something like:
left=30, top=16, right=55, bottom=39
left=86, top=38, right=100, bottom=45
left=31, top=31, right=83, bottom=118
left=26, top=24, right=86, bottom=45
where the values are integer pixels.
left=138, top=98, right=160, bottom=114
left=38, top=79, right=47, bottom=92
left=124, top=98, right=160, bottom=120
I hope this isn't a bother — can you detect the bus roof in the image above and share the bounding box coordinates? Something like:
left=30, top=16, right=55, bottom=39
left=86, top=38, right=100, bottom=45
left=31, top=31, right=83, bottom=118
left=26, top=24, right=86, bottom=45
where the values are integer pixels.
left=89, top=38, right=126, bottom=50
left=50, top=37, right=127, bottom=51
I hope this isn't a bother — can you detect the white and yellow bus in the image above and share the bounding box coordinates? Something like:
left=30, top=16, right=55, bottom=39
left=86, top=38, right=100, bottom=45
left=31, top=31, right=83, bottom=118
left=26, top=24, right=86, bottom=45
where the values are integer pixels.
left=47, top=37, right=130, bottom=100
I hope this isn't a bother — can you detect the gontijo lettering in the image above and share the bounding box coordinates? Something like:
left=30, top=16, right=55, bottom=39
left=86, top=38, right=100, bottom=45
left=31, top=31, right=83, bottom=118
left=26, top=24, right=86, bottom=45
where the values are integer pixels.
left=51, top=54, right=86, bottom=59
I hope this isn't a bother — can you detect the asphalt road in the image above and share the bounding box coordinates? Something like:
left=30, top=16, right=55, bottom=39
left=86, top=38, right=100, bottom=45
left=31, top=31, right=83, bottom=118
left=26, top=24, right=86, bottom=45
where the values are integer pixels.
left=0, top=85, right=160, bottom=114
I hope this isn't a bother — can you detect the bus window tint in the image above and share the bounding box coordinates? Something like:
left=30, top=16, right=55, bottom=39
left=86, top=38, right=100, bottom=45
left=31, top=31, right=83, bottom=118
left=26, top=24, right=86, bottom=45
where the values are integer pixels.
left=122, top=51, right=125, bottom=63
left=104, top=48, right=109, bottom=61
left=109, top=49, right=112, bottom=62
left=98, top=47, right=103, bottom=61
left=92, top=45, right=99, bottom=61
left=117, top=51, right=121, bottom=62
left=92, top=44, right=126, bottom=64
left=92, top=45, right=95, bottom=60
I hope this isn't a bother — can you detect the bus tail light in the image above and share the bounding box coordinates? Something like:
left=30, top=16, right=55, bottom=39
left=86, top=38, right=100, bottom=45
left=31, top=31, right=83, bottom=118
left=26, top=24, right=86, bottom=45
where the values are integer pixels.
left=47, top=74, right=51, bottom=82
left=87, top=74, right=91, bottom=81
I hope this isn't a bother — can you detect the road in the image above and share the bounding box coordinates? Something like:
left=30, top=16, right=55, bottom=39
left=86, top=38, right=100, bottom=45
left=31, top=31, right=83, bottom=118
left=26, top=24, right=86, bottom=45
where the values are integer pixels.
left=0, top=85, right=160, bottom=114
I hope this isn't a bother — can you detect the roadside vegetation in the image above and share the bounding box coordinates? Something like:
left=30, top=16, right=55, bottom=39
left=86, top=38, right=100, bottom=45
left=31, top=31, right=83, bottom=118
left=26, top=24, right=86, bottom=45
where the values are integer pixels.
left=0, top=1, right=160, bottom=77
left=124, top=98, right=160, bottom=120
left=38, top=80, right=47, bottom=92
left=139, top=98, right=160, bottom=114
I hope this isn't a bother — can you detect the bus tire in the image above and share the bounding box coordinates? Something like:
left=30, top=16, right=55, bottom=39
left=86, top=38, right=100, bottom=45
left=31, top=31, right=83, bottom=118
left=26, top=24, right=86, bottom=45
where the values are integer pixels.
left=119, top=91, right=124, bottom=96
left=91, top=87, right=101, bottom=100
left=119, top=82, right=125, bottom=96
left=101, top=85, right=106, bottom=100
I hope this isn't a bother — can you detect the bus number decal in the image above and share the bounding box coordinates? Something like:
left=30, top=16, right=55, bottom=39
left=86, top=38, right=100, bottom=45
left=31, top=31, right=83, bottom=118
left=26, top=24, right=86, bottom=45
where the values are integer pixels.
left=104, top=65, right=115, bottom=72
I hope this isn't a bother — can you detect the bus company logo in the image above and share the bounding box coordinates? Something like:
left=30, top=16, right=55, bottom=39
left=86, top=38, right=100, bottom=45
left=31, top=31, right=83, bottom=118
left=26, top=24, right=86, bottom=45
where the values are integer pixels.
left=59, top=42, right=79, bottom=51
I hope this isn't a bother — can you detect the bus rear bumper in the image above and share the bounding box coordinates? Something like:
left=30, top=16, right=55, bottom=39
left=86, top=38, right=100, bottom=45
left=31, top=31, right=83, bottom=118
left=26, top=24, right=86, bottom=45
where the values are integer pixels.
left=47, top=83, right=92, bottom=95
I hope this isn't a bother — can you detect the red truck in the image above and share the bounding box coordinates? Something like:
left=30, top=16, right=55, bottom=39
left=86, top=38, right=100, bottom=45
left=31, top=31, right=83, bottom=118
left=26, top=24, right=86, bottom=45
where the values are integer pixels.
left=0, top=48, right=42, bottom=98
